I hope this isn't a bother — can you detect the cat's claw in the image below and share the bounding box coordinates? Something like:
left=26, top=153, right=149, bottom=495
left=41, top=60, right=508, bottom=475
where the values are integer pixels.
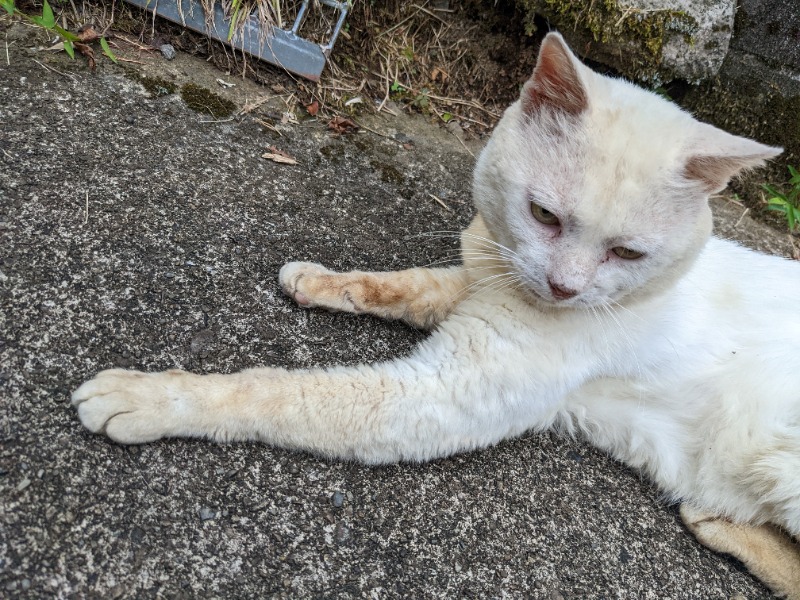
left=71, top=369, right=185, bottom=444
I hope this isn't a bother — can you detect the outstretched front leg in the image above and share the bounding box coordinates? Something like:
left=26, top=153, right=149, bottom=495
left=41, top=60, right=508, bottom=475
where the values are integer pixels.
left=71, top=316, right=536, bottom=462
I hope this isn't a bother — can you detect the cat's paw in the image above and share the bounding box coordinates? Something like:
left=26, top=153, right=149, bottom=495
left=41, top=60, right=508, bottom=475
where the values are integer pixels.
left=679, top=503, right=739, bottom=555
left=279, top=261, right=359, bottom=314
left=71, top=369, right=189, bottom=444
left=279, top=261, right=333, bottom=307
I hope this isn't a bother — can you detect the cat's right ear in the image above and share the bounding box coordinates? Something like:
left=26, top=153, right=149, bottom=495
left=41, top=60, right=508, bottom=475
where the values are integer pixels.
left=521, top=32, right=588, bottom=116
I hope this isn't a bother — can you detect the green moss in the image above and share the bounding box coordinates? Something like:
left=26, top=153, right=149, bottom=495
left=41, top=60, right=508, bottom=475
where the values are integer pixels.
left=517, top=0, right=697, bottom=82
left=123, top=68, right=176, bottom=98
left=180, top=83, right=236, bottom=119
left=369, top=160, right=405, bottom=184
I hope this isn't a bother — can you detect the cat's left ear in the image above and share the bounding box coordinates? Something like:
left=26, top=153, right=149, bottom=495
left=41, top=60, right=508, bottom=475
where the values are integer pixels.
left=684, top=123, right=782, bottom=193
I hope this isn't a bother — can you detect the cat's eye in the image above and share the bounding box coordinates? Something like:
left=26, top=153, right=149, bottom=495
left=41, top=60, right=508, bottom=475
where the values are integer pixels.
left=612, top=247, right=644, bottom=260
left=530, top=202, right=559, bottom=226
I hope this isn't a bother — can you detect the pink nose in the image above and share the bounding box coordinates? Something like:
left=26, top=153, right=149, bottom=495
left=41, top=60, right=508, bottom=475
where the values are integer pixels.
left=548, top=280, right=578, bottom=300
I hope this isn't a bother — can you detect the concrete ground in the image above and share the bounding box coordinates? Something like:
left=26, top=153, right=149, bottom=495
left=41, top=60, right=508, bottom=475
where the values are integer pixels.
left=1, top=20, right=791, bottom=600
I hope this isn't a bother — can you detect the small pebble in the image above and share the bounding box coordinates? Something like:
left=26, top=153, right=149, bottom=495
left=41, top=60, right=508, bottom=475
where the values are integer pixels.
left=16, top=477, right=31, bottom=492
left=198, top=507, right=215, bottom=521
left=331, top=491, right=345, bottom=508
left=334, top=522, right=350, bottom=544
left=445, top=120, right=465, bottom=141
left=159, top=44, right=176, bottom=60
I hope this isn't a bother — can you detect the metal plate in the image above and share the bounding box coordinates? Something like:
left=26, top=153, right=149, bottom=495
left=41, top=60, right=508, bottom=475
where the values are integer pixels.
left=125, top=0, right=348, bottom=81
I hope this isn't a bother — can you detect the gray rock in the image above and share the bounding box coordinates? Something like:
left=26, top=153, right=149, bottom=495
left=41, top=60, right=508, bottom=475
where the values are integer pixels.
left=731, top=0, right=800, bottom=71
left=198, top=507, right=216, bottom=521
left=160, top=43, right=177, bottom=60
left=520, top=0, right=735, bottom=82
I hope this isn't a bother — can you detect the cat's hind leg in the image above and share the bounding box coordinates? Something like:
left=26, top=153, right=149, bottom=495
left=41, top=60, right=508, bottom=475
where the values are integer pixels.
left=680, top=504, right=800, bottom=599
left=279, top=263, right=468, bottom=329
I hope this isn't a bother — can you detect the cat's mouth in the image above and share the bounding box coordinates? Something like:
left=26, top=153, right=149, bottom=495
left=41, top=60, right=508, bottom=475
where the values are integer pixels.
left=522, top=282, right=582, bottom=308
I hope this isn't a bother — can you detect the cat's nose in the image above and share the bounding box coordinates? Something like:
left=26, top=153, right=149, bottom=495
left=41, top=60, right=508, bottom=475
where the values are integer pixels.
left=547, top=279, right=578, bottom=300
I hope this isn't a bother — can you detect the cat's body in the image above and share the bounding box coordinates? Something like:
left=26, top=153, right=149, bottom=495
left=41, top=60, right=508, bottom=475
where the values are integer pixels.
left=73, top=34, right=800, bottom=597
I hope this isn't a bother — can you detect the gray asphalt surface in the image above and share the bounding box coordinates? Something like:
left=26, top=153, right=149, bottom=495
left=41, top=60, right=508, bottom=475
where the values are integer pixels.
left=1, top=21, right=791, bottom=599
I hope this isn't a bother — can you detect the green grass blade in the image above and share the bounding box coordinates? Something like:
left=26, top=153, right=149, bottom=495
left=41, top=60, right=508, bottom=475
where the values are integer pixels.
left=761, top=183, right=785, bottom=199
left=227, top=0, right=242, bottom=41
left=53, top=24, right=79, bottom=42
left=63, top=38, right=74, bottom=59
left=100, top=37, right=118, bottom=63
left=1, top=0, right=14, bottom=16
left=41, top=0, right=55, bottom=28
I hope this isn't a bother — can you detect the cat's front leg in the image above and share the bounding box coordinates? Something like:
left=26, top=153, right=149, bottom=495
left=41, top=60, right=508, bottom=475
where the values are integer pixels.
left=72, top=324, right=536, bottom=462
left=279, top=262, right=468, bottom=329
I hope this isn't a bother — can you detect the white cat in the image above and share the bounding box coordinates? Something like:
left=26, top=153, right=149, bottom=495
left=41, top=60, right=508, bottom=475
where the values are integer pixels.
left=72, top=33, right=800, bottom=597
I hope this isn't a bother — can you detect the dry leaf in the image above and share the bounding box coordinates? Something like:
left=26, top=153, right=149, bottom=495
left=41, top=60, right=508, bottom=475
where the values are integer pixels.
left=77, top=25, right=101, bottom=44
left=328, top=116, right=359, bottom=135
left=262, top=145, right=297, bottom=165
left=74, top=42, right=96, bottom=72
left=305, top=100, right=319, bottom=116
left=430, top=67, right=449, bottom=83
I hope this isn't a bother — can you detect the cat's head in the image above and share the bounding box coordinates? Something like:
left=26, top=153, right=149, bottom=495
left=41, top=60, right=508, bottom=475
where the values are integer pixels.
left=473, top=32, right=781, bottom=308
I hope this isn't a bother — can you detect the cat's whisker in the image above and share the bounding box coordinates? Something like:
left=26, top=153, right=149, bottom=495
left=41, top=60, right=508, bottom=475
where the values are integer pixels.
left=461, top=272, right=521, bottom=303
left=598, top=301, right=644, bottom=384
left=607, top=299, right=645, bottom=324
left=588, top=305, right=613, bottom=356
left=456, top=274, right=510, bottom=298
left=459, top=233, right=522, bottom=259
left=421, top=254, right=510, bottom=270
left=420, top=228, right=521, bottom=257
left=421, top=255, right=467, bottom=268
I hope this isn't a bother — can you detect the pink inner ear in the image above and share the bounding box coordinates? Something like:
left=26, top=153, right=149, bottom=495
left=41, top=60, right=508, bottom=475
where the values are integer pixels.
left=522, top=35, right=587, bottom=116
left=684, top=156, right=739, bottom=193
left=684, top=154, right=774, bottom=194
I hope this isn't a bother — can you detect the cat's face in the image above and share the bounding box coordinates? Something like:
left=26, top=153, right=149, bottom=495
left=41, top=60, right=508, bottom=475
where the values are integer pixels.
left=473, top=33, right=781, bottom=308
